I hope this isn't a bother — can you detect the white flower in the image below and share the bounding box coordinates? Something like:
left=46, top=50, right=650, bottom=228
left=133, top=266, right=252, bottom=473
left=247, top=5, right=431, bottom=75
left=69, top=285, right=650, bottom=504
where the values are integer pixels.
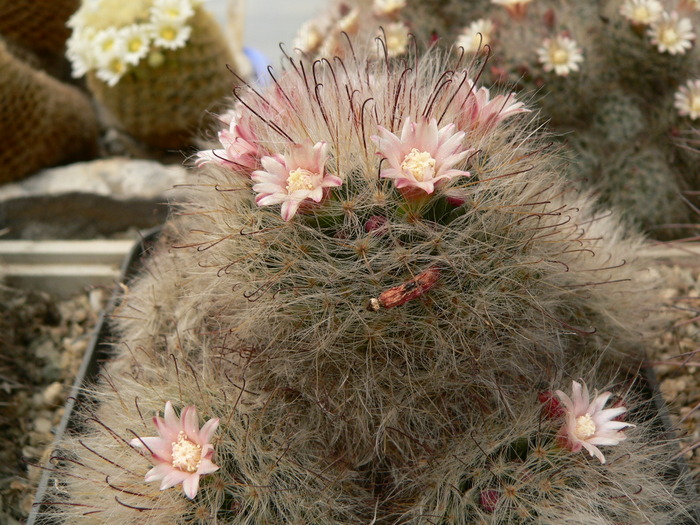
left=536, top=34, right=584, bottom=76
left=151, top=0, right=195, bottom=23
left=96, top=55, right=129, bottom=86
left=66, top=28, right=97, bottom=78
left=93, top=28, right=129, bottom=86
left=648, top=11, right=695, bottom=55
left=119, top=24, right=152, bottom=65
left=150, top=14, right=192, bottom=50
left=373, top=0, right=406, bottom=16
left=455, top=19, right=494, bottom=54
left=556, top=381, right=634, bottom=464
left=382, top=22, right=409, bottom=57
left=674, top=79, right=700, bottom=119
left=620, top=0, right=664, bottom=25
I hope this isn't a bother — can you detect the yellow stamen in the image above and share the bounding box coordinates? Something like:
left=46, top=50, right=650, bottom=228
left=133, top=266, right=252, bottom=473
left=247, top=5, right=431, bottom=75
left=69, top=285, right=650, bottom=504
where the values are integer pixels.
left=171, top=431, right=202, bottom=473
left=286, top=168, right=316, bottom=193
left=401, top=149, right=436, bottom=182
left=574, top=413, right=596, bottom=440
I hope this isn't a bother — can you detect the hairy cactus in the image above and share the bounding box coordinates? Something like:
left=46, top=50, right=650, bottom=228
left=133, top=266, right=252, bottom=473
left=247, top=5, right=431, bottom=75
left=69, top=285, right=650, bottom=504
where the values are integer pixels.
left=296, top=0, right=700, bottom=237
left=66, top=0, right=240, bottom=150
left=41, top=39, right=693, bottom=523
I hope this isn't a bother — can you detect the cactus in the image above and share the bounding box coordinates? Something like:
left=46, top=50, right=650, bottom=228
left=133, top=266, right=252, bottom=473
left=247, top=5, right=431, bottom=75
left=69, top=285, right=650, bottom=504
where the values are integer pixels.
left=296, top=0, right=700, bottom=237
left=42, top=39, right=693, bottom=523
left=0, top=0, right=78, bottom=78
left=66, top=0, right=240, bottom=150
left=0, top=37, right=99, bottom=183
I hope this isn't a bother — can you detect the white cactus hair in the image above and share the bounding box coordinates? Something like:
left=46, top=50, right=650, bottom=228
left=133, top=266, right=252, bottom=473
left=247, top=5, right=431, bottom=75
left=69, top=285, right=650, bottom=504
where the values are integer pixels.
left=41, top=35, right=673, bottom=523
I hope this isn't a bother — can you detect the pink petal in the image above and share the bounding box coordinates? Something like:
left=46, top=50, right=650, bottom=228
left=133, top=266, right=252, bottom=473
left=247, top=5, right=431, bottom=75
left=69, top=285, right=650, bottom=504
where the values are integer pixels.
left=182, top=474, right=201, bottom=499
left=580, top=441, right=606, bottom=463
left=281, top=198, right=303, bottom=221
left=134, top=436, right=173, bottom=462
left=163, top=401, right=179, bottom=431
left=160, top=469, right=191, bottom=491
left=197, top=418, right=220, bottom=446
left=144, top=462, right=176, bottom=483
left=182, top=406, right=199, bottom=441
left=153, top=415, right=179, bottom=444
left=587, top=392, right=612, bottom=415
left=197, top=457, right=220, bottom=476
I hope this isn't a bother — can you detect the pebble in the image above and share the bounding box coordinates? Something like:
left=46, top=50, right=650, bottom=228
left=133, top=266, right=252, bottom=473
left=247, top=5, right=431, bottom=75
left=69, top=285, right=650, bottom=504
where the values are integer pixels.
left=42, top=382, right=63, bottom=406
left=33, top=418, right=52, bottom=434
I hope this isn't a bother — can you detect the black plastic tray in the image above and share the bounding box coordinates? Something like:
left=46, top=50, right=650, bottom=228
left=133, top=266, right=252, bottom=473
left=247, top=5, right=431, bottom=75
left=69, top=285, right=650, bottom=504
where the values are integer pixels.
left=27, top=227, right=161, bottom=525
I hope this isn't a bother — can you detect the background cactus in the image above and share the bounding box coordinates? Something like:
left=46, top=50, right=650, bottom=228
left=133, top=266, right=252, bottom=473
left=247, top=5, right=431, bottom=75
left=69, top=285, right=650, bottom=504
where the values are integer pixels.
left=41, top=39, right=694, bottom=523
left=295, top=0, right=700, bottom=238
left=66, top=0, right=241, bottom=150
left=0, top=37, right=99, bottom=183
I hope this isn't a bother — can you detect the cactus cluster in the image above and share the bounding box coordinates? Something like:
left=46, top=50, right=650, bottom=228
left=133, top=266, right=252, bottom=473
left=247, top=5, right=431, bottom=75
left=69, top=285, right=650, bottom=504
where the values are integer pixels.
left=295, top=0, right=700, bottom=238
left=38, top=37, right=697, bottom=524
left=65, top=0, right=239, bottom=150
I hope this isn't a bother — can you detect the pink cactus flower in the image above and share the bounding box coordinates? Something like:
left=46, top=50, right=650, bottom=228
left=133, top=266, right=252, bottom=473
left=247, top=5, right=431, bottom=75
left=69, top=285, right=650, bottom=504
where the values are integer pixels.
left=371, top=117, right=472, bottom=196
left=251, top=139, right=342, bottom=221
left=455, top=79, right=530, bottom=132
left=130, top=401, right=220, bottom=499
left=196, top=108, right=261, bottom=172
left=555, top=381, right=634, bottom=464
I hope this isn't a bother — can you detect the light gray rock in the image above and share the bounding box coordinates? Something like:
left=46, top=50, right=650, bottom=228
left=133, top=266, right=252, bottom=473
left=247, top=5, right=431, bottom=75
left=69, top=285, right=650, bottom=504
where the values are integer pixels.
left=0, top=158, right=189, bottom=239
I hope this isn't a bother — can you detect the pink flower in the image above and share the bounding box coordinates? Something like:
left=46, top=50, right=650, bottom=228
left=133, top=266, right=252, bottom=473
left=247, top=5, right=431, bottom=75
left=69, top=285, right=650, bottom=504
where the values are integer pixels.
left=555, top=381, right=634, bottom=464
left=455, top=79, right=530, bottom=132
left=371, top=117, right=472, bottom=196
left=130, top=401, right=220, bottom=499
left=251, top=139, right=342, bottom=221
left=196, top=108, right=261, bottom=172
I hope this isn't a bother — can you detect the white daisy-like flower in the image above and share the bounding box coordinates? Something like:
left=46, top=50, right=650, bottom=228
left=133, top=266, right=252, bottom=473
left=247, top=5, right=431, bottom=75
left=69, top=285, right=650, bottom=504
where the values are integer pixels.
left=119, top=24, right=152, bottom=65
left=674, top=79, right=700, bottom=119
left=96, top=54, right=129, bottom=86
left=648, top=11, right=695, bottom=54
left=620, top=0, right=663, bottom=25
left=66, top=28, right=98, bottom=78
left=455, top=19, right=494, bottom=54
left=382, top=22, right=409, bottom=57
left=150, top=14, right=192, bottom=50
left=151, top=0, right=195, bottom=23
left=373, top=0, right=406, bottom=16
left=93, top=27, right=125, bottom=56
left=536, top=34, right=584, bottom=76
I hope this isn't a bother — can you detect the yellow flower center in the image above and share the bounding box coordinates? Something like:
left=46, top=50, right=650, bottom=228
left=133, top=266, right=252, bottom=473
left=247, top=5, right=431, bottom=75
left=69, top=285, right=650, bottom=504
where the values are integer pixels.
left=401, top=149, right=436, bottom=181
left=171, top=431, right=202, bottom=473
left=128, top=37, right=143, bottom=53
left=574, top=413, right=597, bottom=440
left=660, top=27, right=679, bottom=46
left=550, top=47, right=570, bottom=65
left=160, top=26, right=177, bottom=41
left=101, top=38, right=115, bottom=52
left=633, top=6, right=650, bottom=23
left=109, top=58, right=125, bottom=74
left=691, top=95, right=700, bottom=115
left=286, top=168, right=316, bottom=193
